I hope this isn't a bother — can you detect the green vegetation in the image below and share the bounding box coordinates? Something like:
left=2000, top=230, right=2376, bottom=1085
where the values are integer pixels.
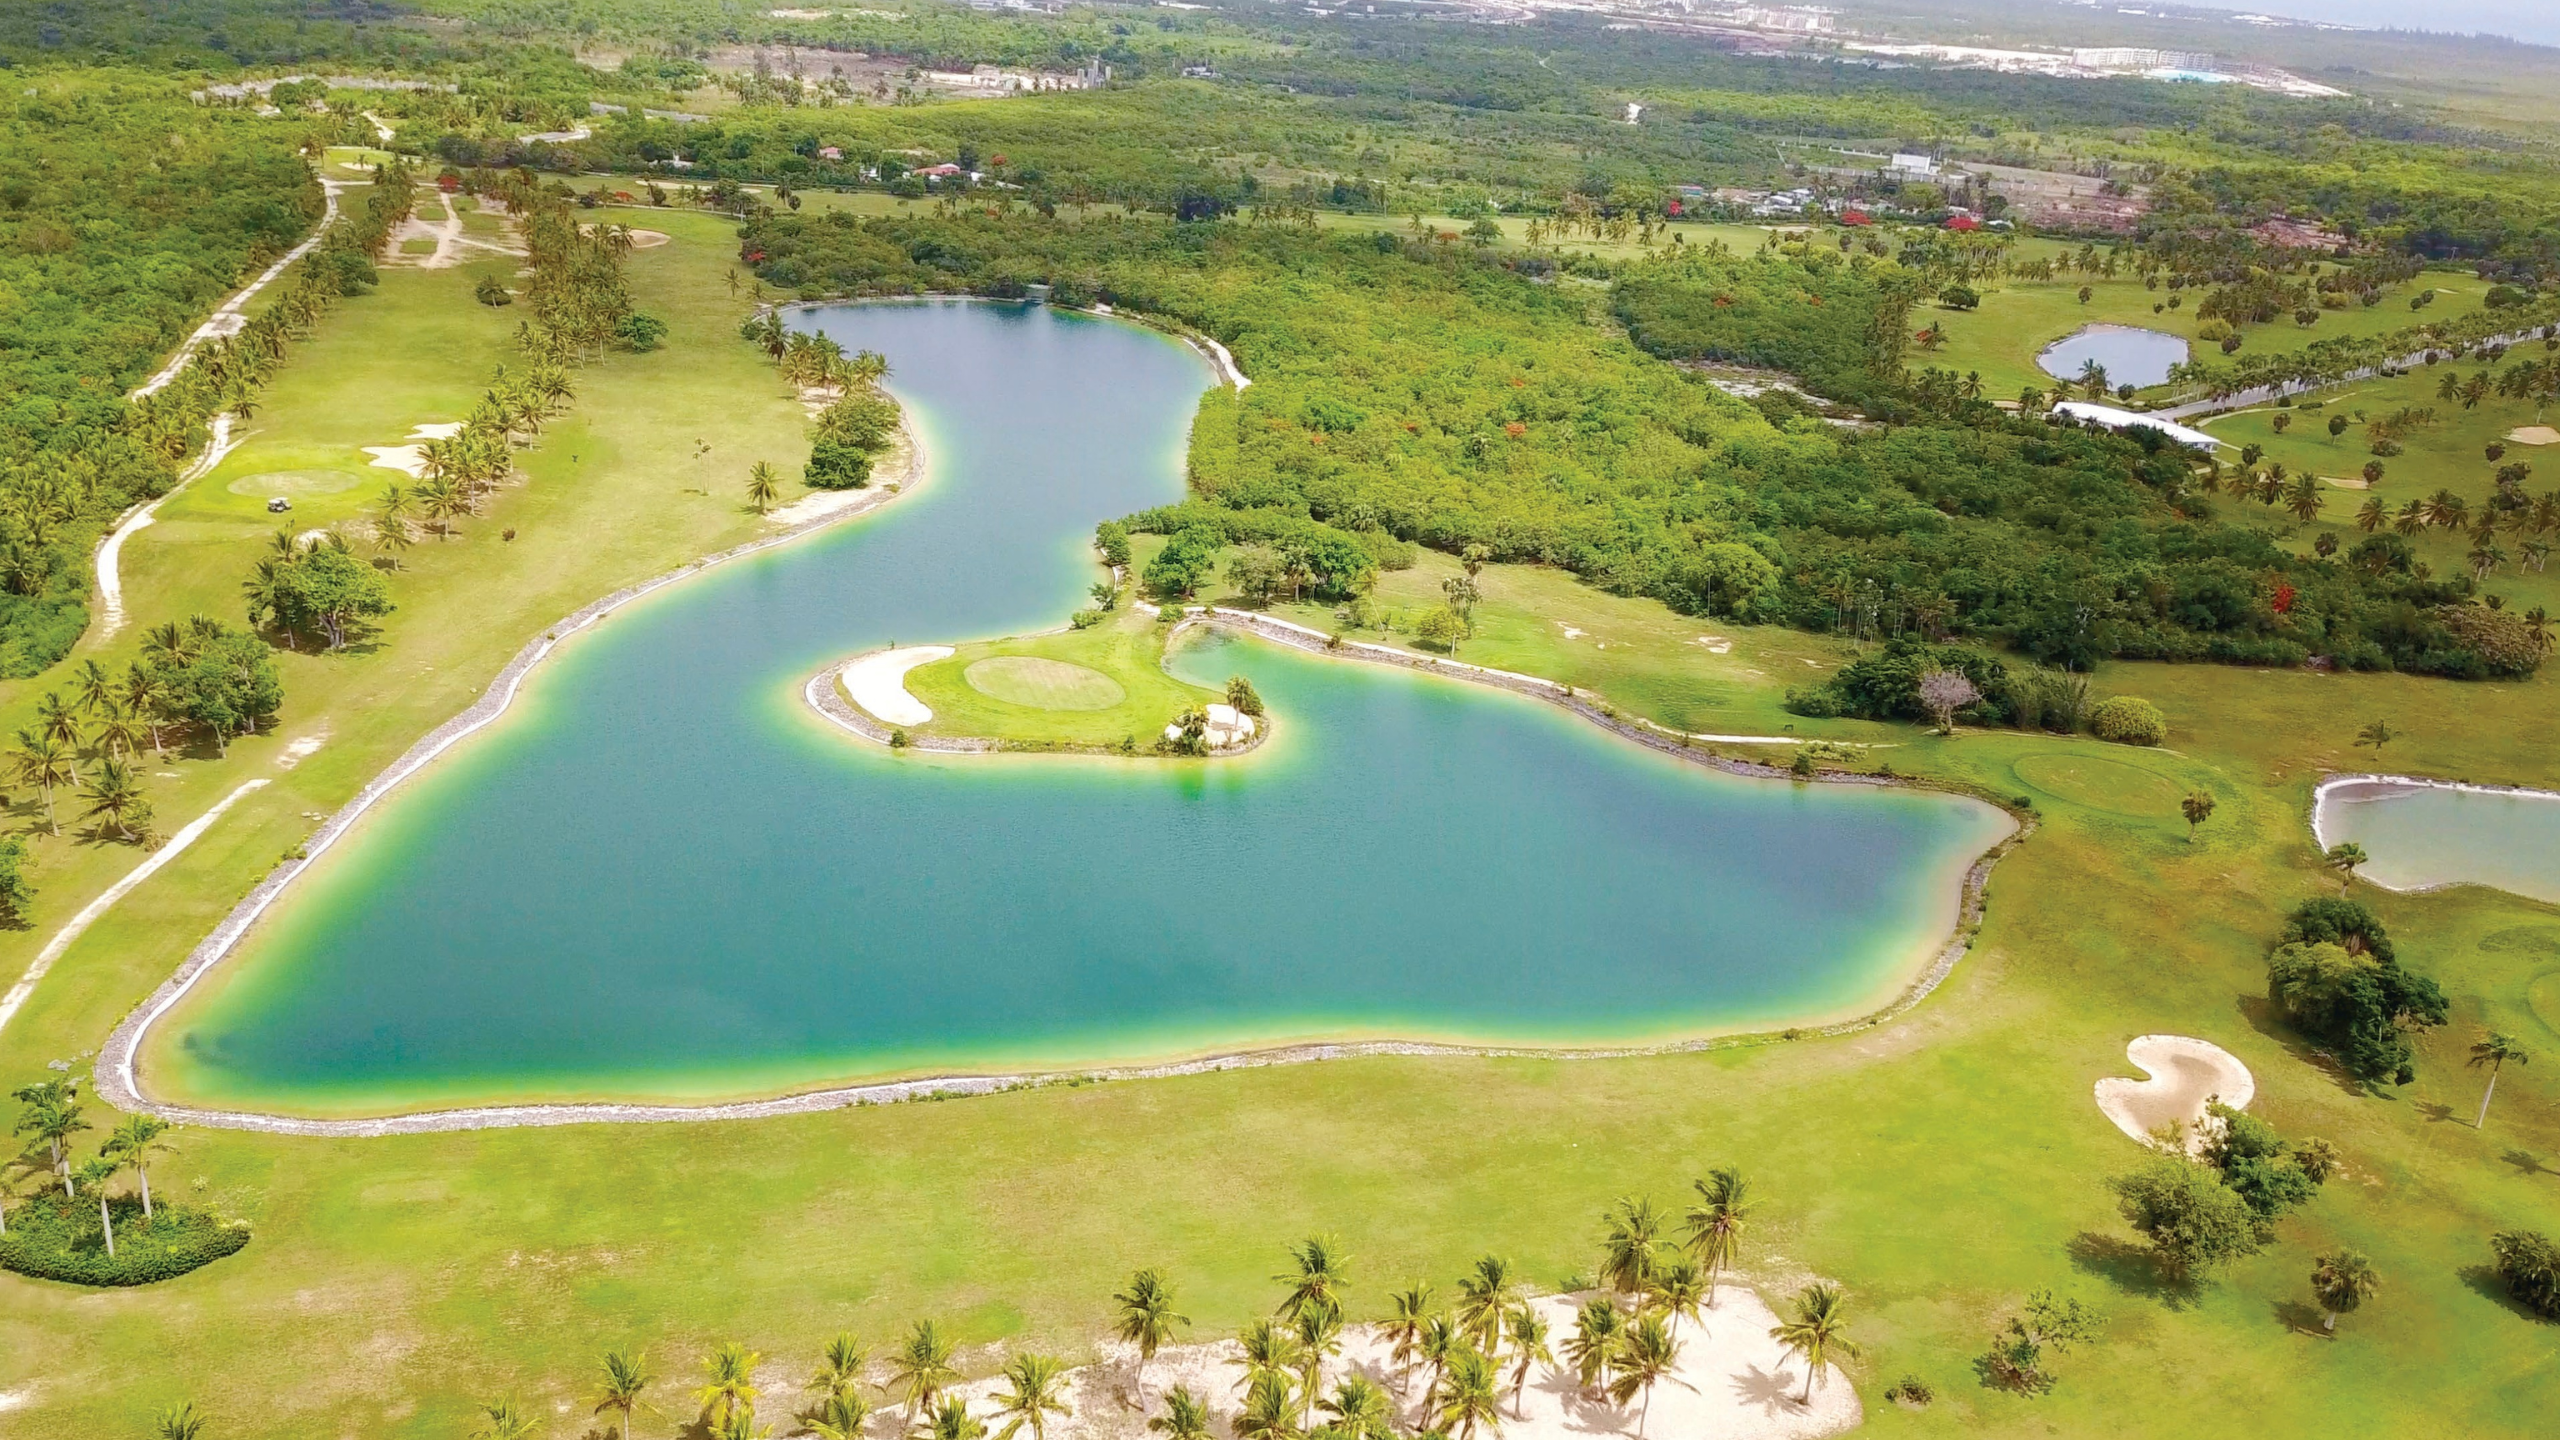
left=893, top=608, right=1220, bottom=752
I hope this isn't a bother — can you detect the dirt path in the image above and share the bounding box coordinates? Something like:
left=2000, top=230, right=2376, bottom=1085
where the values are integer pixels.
left=96, top=414, right=239, bottom=642
left=131, top=180, right=349, bottom=399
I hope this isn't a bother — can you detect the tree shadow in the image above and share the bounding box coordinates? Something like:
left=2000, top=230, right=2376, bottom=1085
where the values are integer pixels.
left=2270, top=1299, right=2330, bottom=1337
left=2065, top=1231, right=2201, bottom=1309
left=1728, top=1363, right=1807, bottom=1417
left=2236, top=994, right=2372, bottom=1098
left=2457, top=1265, right=2554, bottom=1324
left=2414, top=1100, right=2459, bottom=1125
left=2503, top=1150, right=2556, bottom=1179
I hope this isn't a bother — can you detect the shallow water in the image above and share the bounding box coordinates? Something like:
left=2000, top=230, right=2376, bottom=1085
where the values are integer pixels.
left=152, top=301, right=2011, bottom=1113
left=2037, top=324, right=2190, bottom=390
left=2314, top=778, right=2560, bottom=905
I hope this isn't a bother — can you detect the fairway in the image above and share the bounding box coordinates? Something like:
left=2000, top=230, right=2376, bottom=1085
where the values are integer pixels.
left=963, top=655, right=1127, bottom=710
left=2010, top=752, right=2193, bottom=819
left=223, top=468, right=369, bottom=499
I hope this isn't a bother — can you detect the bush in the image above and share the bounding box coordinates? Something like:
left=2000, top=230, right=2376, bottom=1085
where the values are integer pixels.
left=2088, top=696, right=2166, bottom=745
left=803, top=437, right=873, bottom=490
left=2492, top=1230, right=2560, bottom=1318
left=2268, top=898, right=2445, bottom=1083
left=0, top=1196, right=249, bottom=1287
left=613, top=311, right=668, bottom=351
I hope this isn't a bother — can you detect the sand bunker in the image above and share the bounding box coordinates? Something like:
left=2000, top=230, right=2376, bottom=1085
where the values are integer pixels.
left=915, top=1289, right=1857, bottom=1440
left=2507, top=426, right=2560, bottom=446
left=839, top=647, right=952, bottom=727
left=361, top=423, right=465, bottom=478
left=2095, top=1034, right=2255, bottom=1151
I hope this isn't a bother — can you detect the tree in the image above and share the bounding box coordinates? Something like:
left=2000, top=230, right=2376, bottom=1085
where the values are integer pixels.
left=1939, top=283, right=1979, bottom=310
left=929, top=1396, right=985, bottom=1440
left=468, top=1400, right=540, bottom=1440
left=2180, top=790, right=2215, bottom=842
left=10, top=729, right=73, bottom=834
left=1231, top=1371, right=1299, bottom=1440
left=103, top=1114, right=172, bottom=1217
left=1413, top=603, right=1466, bottom=653
left=1455, top=1255, right=1520, bottom=1349
left=808, top=1333, right=865, bottom=1410
left=694, top=1342, right=762, bottom=1432
left=79, top=757, right=153, bottom=844
left=10, top=1077, right=85, bottom=1195
left=1277, top=1235, right=1352, bottom=1324
left=34, top=690, right=82, bottom=781
left=1383, top=1283, right=1435, bottom=1395
left=0, top=837, right=32, bottom=924
left=891, top=1320, right=959, bottom=1417
left=2324, top=841, right=2369, bottom=893
left=1414, top=1313, right=1461, bottom=1413
left=1437, top=1346, right=1504, bottom=1440
left=2490, top=1230, right=2560, bottom=1318
left=1563, top=1296, right=1622, bottom=1396
left=2285, top=474, right=2326, bottom=522
left=1982, top=1290, right=2097, bottom=1392
left=992, top=1353, right=1071, bottom=1440
left=73, top=1154, right=118, bottom=1257
left=1681, top=1165, right=1752, bottom=1302
left=154, top=1401, right=212, bottom=1440
left=1316, top=1375, right=1395, bottom=1440
left=1502, top=1305, right=1553, bottom=1418
left=747, top=460, right=783, bottom=514
left=1149, top=1388, right=1212, bottom=1440
left=2309, top=1250, right=2378, bottom=1335
left=1607, top=1313, right=1681, bottom=1433
left=1768, top=1284, right=1857, bottom=1406
left=594, top=1350, right=657, bottom=1440
left=1644, top=1253, right=1708, bottom=1337
left=2354, top=718, right=2395, bottom=753
left=2470, top=1032, right=2531, bottom=1129
left=1113, top=1267, right=1188, bottom=1396
left=1914, top=668, right=1980, bottom=734
left=1227, top=545, right=1286, bottom=605
left=1599, top=1196, right=1664, bottom=1297
left=2109, top=1157, right=2261, bottom=1279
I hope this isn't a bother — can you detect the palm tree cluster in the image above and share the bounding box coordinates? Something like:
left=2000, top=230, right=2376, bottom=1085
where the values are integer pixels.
left=3, top=1075, right=176, bottom=1256
left=2349, top=476, right=2560, bottom=580
left=376, top=360, right=582, bottom=551
left=511, top=177, right=643, bottom=362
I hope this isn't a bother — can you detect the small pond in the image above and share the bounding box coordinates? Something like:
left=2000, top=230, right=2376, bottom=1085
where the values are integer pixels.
left=2313, top=777, right=2560, bottom=905
left=2037, top=325, right=2191, bottom=390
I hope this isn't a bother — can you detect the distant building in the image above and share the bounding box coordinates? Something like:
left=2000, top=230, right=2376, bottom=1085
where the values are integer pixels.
left=1888, top=152, right=1938, bottom=179
left=1729, top=6, right=1834, bottom=33
left=2072, top=47, right=2215, bottom=70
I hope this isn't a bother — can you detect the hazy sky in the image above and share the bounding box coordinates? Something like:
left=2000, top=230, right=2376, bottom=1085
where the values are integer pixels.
left=2194, top=0, right=2559, bottom=46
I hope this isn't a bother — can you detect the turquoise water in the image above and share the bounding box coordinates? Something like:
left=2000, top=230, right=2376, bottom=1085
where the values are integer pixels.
left=2315, top=779, right=2560, bottom=905
left=2037, top=324, right=2190, bottom=389
left=156, top=300, right=2012, bottom=1113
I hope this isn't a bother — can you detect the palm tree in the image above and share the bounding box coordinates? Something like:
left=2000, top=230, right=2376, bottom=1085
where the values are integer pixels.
left=153, top=1401, right=211, bottom=1440
left=992, top=1353, right=1072, bottom=1440
left=2284, top=474, right=2326, bottom=522
left=1316, top=1375, right=1394, bottom=1440
left=34, top=690, right=82, bottom=780
left=2180, top=790, right=2215, bottom=843
left=1680, top=1167, right=1751, bottom=1301
left=79, top=757, right=151, bottom=843
left=468, top=1400, right=540, bottom=1440
left=1456, top=1256, right=1520, bottom=1351
left=1599, top=1197, right=1664, bottom=1297
left=1114, top=1267, right=1189, bottom=1394
left=1231, top=1371, right=1299, bottom=1440
left=1769, top=1283, right=1859, bottom=1406
left=2310, top=1249, right=2379, bottom=1335
left=1277, top=1235, right=1353, bottom=1323
left=103, top=1114, right=173, bottom=1217
left=1237, top=1316, right=1309, bottom=1392
left=2470, top=1032, right=2531, bottom=1128
left=1501, top=1307, right=1553, bottom=1419
left=890, top=1319, right=960, bottom=1418
left=122, top=665, right=172, bottom=759
left=747, top=460, right=783, bottom=514
left=1148, top=1387, right=1213, bottom=1440
left=1644, top=1253, right=1708, bottom=1337
left=1436, top=1347, right=1503, bottom=1440
left=808, top=1391, right=871, bottom=1440
left=1291, top=1305, right=1344, bottom=1422
left=593, top=1349, right=656, bottom=1440
left=1414, top=1313, right=1462, bottom=1413
left=1605, top=1315, right=1680, bottom=1437
left=1563, top=1297, right=1621, bottom=1397
left=73, top=658, right=116, bottom=715
left=10, top=729, right=74, bottom=833
left=693, top=1341, right=763, bottom=1431
left=2355, top=718, right=2395, bottom=753
left=2354, top=495, right=2388, bottom=533
left=1382, top=1283, right=1435, bottom=1395
left=93, top=700, right=145, bottom=766
left=808, top=1332, right=866, bottom=1408
left=2325, top=841, right=2369, bottom=893
left=73, top=1155, right=118, bottom=1257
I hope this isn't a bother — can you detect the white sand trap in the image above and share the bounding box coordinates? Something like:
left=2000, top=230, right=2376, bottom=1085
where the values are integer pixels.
left=626, top=228, right=670, bottom=248
left=910, top=1289, right=1855, bottom=1440
left=839, top=647, right=952, bottom=726
left=2507, top=426, right=2560, bottom=446
left=1559, top=625, right=1585, bottom=639
left=2096, top=1034, right=2255, bottom=1151
left=2321, top=474, right=2370, bottom=490
left=409, top=422, right=463, bottom=440
left=1695, top=635, right=1735, bottom=654
left=362, top=444, right=428, bottom=478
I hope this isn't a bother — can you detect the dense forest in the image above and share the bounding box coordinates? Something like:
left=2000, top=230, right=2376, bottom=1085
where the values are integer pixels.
left=743, top=208, right=2537, bottom=678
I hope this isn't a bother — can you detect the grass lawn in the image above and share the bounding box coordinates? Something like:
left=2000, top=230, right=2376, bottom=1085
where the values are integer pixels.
left=4, top=202, right=2560, bottom=1440
left=1917, top=269, right=2493, bottom=404
left=896, top=606, right=1219, bottom=748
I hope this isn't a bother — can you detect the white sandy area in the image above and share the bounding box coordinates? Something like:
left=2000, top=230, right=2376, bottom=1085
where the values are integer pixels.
left=2508, top=425, right=2560, bottom=446
left=2321, top=474, right=2370, bottom=490
left=790, top=1290, right=1855, bottom=1440
left=2095, top=1034, right=2255, bottom=1152
left=362, top=422, right=465, bottom=478
left=840, top=647, right=952, bottom=726
left=1694, top=635, right=1734, bottom=654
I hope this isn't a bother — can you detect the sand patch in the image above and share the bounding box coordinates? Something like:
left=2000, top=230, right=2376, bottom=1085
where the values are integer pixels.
left=839, top=647, right=952, bottom=726
left=277, top=734, right=327, bottom=770
left=2096, top=1034, right=2255, bottom=1152
left=361, top=423, right=465, bottom=478
left=1559, top=624, right=1585, bottom=639
left=2507, top=426, right=2560, bottom=446
left=2321, top=474, right=2370, bottom=490
left=896, top=1289, right=1855, bottom=1440
left=1695, top=635, right=1735, bottom=654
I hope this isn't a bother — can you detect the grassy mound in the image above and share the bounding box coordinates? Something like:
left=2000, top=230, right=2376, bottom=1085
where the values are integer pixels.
left=0, top=1195, right=250, bottom=1287
left=963, top=656, right=1126, bottom=711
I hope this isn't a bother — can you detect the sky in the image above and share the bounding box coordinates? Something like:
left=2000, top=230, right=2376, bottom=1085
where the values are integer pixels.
left=2194, top=0, right=2560, bottom=46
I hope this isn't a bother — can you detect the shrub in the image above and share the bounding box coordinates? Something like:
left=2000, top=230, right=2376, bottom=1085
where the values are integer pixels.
left=1884, top=1374, right=1935, bottom=1406
left=804, top=437, right=873, bottom=490
left=2268, top=899, right=2445, bottom=1083
left=2110, top=1157, right=2262, bottom=1279
left=2088, top=695, right=2167, bottom=745
left=2491, top=1230, right=2560, bottom=1318
left=0, top=1197, right=249, bottom=1287
left=613, top=311, right=668, bottom=351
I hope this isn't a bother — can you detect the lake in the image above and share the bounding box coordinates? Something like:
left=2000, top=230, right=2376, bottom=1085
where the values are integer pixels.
left=2038, top=324, right=2191, bottom=390
left=145, top=300, right=2013, bottom=1116
left=2314, top=776, right=2560, bottom=905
